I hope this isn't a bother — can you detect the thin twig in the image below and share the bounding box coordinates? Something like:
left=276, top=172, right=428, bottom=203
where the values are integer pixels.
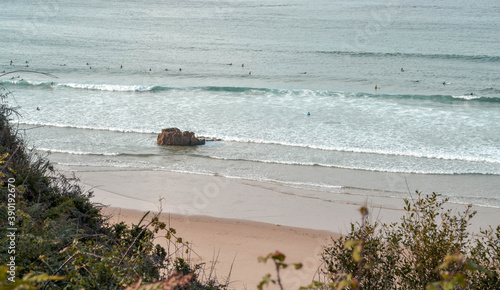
left=18, top=125, right=46, bottom=131
left=137, top=211, right=150, bottom=227
left=405, top=177, right=414, bottom=201
left=208, top=248, right=221, bottom=281
left=224, top=253, right=237, bottom=288
left=80, top=252, right=105, bottom=259
left=275, top=260, right=284, bottom=290
left=0, top=70, right=58, bottom=79
left=355, top=207, right=368, bottom=290
left=0, top=144, right=21, bottom=173
left=118, top=216, right=154, bottom=266
left=42, top=251, right=79, bottom=290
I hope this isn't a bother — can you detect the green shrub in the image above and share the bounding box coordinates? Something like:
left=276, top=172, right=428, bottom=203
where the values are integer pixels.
left=322, top=212, right=398, bottom=289
left=321, top=192, right=499, bottom=289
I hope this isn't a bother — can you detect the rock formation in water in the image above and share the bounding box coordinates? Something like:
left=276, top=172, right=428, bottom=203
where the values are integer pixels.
left=157, top=128, right=205, bottom=146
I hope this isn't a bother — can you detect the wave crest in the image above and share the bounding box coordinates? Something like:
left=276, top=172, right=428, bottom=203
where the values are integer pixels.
left=315, top=50, right=500, bottom=63
left=3, top=80, right=499, bottom=103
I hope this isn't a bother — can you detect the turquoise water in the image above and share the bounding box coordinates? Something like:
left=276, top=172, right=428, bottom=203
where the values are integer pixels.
left=1, top=0, right=499, bottom=207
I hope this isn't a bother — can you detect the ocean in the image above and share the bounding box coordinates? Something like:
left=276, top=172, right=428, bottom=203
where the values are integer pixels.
left=1, top=0, right=499, bottom=208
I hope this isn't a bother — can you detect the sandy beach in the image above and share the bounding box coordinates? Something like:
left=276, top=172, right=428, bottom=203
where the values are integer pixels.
left=59, top=167, right=499, bottom=289
left=102, top=207, right=337, bottom=289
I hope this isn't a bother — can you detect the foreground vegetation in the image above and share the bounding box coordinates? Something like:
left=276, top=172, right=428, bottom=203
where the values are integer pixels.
left=0, top=85, right=227, bottom=288
left=260, top=193, right=499, bottom=289
left=321, top=193, right=499, bottom=289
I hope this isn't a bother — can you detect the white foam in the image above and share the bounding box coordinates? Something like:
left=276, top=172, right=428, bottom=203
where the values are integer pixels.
left=35, top=148, right=120, bottom=156
left=58, top=83, right=154, bottom=92
left=452, top=95, right=482, bottom=100
left=214, top=137, right=500, bottom=165
left=18, top=121, right=156, bottom=134
left=206, top=155, right=464, bottom=174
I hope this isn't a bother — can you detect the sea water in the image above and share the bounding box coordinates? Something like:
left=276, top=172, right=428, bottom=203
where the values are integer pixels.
left=1, top=0, right=499, bottom=208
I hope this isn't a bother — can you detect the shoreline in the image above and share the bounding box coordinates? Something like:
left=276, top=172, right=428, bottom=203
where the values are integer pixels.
left=46, top=148, right=500, bottom=210
left=64, top=167, right=499, bottom=234
left=67, top=168, right=403, bottom=234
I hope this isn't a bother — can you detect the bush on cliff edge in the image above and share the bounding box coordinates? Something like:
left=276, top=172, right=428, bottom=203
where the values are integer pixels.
left=320, top=192, right=500, bottom=289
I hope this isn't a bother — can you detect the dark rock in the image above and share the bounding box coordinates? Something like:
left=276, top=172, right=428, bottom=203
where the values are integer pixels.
left=157, top=128, right=205, bottom=146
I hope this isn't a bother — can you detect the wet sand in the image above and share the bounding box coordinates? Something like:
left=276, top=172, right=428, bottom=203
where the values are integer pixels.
left=69, top=168, right=498, bottom=233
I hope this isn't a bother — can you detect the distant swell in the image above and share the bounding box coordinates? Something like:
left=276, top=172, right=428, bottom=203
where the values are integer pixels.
left=315, top=50, right=500, bottom=63
left=0, top=80, right=169, bottom=92
left=0, top=80, right=270, bottom=94
left=365, top=93, right=500, bottom=103
left=61, top=83, right=159, bottom=92
left=3, top=80, right=499, bottom=103
left=198, top=86, right=272, bottom=93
